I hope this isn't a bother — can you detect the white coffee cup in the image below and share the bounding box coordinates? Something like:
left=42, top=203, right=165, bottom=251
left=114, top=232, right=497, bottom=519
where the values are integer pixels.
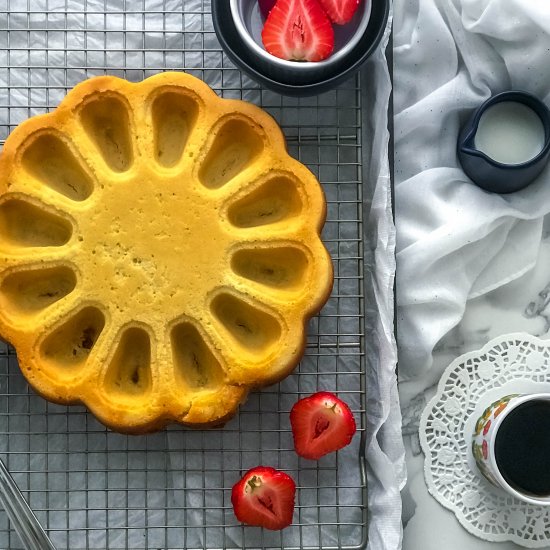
left=472, top=393, right=550, bottom=505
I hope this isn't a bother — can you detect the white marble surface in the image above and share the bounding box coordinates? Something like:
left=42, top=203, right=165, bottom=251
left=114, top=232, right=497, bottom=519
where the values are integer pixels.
left=393, top=0, right=550, bottom=546
left=399, top=217, right=550, bottom=549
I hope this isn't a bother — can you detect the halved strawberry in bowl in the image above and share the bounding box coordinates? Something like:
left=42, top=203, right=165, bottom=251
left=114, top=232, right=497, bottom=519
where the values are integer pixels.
left=231, top=466, right=296, bottom=530
left=261, top=0, right=334, bottom=62
left=318, top=0, right=362, bottom=25
left=290, top=391, right=357, bottom=459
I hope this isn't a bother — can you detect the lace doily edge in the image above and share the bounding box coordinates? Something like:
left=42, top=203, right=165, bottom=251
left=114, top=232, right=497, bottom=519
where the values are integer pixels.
left=418, top=332, right=550, bottom=548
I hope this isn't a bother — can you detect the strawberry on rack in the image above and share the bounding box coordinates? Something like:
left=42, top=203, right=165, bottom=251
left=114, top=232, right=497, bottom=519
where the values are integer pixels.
left=318, top=0, right=362, bottom=25
left=261, top=0, right=334, bottom=62
left=290, top=391, right=357, bottom=460
left=231, top=466, right=296, bottom=530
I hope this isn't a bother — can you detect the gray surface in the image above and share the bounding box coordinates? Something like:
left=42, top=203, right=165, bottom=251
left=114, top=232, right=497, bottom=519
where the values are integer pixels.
left=0, top=1, right=389, bottom=548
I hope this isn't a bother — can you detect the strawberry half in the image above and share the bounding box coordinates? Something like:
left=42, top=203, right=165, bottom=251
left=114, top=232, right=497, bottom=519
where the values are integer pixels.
left=231, top=466, right=296, bottom=530
left=318, top=0, right=362, bottom=25
left=259, top=0, right=277, bottom=18
left=290, top=392, right=357, bottom=460
left=261, top=0, right=334, bottom=62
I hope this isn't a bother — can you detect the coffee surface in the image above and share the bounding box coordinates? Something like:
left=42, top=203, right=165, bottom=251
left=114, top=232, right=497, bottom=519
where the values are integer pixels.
left=495, top=400, right=550, bottom=496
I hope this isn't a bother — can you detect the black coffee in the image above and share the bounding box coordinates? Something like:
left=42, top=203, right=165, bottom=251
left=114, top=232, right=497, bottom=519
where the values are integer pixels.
left=494, top=400, right=550, bottom=496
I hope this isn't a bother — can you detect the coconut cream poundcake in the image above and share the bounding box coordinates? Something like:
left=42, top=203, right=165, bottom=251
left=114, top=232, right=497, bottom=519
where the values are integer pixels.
left=0, top=72, right=333, bottom=433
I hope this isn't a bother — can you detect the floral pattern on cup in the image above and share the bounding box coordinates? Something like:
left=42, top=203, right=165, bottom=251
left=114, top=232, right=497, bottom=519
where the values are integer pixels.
left=472, top=394, right=518, bottom=487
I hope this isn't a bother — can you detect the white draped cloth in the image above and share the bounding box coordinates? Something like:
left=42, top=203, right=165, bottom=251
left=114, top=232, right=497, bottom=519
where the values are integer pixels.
left=395, top=0, right=550, bottom=381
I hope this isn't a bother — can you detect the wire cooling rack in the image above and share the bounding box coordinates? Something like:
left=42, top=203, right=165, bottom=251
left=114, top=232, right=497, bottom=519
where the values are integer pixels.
left=0, top=1, right=370, bottom=548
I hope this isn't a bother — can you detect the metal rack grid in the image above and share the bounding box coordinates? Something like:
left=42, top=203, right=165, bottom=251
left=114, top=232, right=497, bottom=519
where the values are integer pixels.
left=0, top=1, right=369, bottom=548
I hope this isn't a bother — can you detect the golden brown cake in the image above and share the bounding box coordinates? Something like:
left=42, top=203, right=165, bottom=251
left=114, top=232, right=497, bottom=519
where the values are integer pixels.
left=0, top=72, right=333, bottom=433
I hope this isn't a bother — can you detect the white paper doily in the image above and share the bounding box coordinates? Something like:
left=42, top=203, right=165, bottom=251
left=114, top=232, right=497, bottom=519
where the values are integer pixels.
left=420, top=333, right=550, bottom=547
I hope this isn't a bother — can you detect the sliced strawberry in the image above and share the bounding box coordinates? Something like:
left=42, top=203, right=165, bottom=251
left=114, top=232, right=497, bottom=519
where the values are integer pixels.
left=259, top=0, right=277, bottom=19
left=318, top=0, right=362, bottom=25
left=261, top=0, right=334, bottom=62
left=231, top=466, right=296, bottom=530
left=290, top=391, right=356, bottom=460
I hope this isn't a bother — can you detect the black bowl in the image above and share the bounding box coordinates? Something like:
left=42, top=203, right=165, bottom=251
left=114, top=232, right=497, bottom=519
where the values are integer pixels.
left=211, top=0, right=390, bottom=96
